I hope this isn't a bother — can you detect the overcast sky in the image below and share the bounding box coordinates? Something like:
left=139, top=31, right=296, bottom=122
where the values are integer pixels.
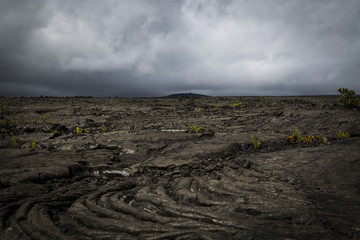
left=1, top=0, right=359, bottom=97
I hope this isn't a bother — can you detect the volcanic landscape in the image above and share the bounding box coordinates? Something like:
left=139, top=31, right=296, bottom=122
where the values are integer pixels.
left=0, top=95, right=359, bottom=239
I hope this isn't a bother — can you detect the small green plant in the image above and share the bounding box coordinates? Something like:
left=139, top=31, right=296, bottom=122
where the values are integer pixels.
left=232, top=100, right=245, bottom=110
left=295, top=129, right=304, bottom=143
left=251, top=134, right=261, bottom=149
left=322, top=98, right=327, bottom=104
left=0, top=104, right=10, bottom=115
left=337, top=88, right=359, bottom=109
left=211, top=105, right=221, bottom=112
left=70, top=99, right=75, bottom=106
left=1, top=117, right=11, bottom=125
left=41, top=114, right=51, bottom=124
left=272, top=101, right=278, bottom=107
left=287, top=129, right=314, bottom=144
left=85, top=128, right=89, bottom=134
left=336, top=131, right=350, bottom=140
left=187, top=124, right=203, bottom=133
left=303, top=135, right=314, bottom=143
left=11, top=132, right=17, bottom=148
left=259, top=97, right=266, bottom=106
left=52, top=130, right=64, bottom=134
left=31, top=138, right=36, bottom=149
left=102, top=126, right=107, bottom=133
left=76, top=127, right=83, bottom=136
left=316, top=134, right=328, bottom=144
left=20, top=116, right=29, bottom=123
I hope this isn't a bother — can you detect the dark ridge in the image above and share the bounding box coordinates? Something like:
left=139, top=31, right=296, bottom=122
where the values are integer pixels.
left=161, top=93, right=210, bottom=98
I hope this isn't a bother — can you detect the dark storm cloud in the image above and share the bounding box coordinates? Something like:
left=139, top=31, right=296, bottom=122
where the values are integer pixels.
left=1, top=0, right=359, bottom=97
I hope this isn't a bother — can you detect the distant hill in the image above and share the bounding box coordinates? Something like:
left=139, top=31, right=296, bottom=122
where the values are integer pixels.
left=162, top=93, right=210, bottom=98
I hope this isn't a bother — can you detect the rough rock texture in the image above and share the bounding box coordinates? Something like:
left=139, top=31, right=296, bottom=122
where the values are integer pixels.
left=0, top=96, right=359, bottom=239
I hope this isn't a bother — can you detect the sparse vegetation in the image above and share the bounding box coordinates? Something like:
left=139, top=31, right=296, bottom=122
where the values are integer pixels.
left=102, top=126, right=107, bottom=133
left=316, top=134, right=328, bottom=144
left=1, top=117, right=12, bottom=125
left=187, top=124, right=203, bottom=133
left=287, top=129, right=315, bottom=145
left=232, top=100, right=245, bottom=110
left=11, top=132, right=17, bottom=148
left=337, top=88, right=359, bottom=109
left=336, top=131, right=350, bottom=140
left=0, top=104, right=10, bottom=115
left=259, top=97, right=266, bottom=106
left=211, top=105, right=221, bottom=112
left=76, top=127, right=83, bottom=136
left=41, top=114, right=51, bottom=124
left=251, top=134, right=261, bottom=149
left=31, top=138, right=37, bottom=149
left=295, top=129, right=304, bottom=143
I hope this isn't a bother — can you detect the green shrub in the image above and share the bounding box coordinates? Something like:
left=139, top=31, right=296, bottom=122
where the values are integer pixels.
left=287, top=129, right=315, bottom=144
left=337, top=88, right=359, bottom=109
left=187, top=124, right=203, bottom=133
left=76, top=127, right=83, bottom=136
left=232, top=101, right=245, bottom=110
left=251, top=134, right=261, bottom=149
left=336, top=131, right=350, bottom=140
left=11, top=132, right=17, bottom=148
left=41, top=114, right=51, bottom=124
left=316, top=134, right=328, bottom=144
left=31, top=138, right=37, bottom=149
left=0, top=104, right=10, bottom=115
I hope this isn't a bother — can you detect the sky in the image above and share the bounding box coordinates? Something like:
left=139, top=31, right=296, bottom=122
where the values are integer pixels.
left=1, top=0, right=359, bottom=97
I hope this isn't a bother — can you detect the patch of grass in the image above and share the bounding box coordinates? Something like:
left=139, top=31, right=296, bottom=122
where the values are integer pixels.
left=31, top=138, right=36, bottom=149
left=40, top=114, right=51, bottom=124
left=316, top=134, right=328, bottom=144
left=11, top=132, right=17, bottom=148
left=187, top=124, right=203, bottom=133
left=1, top=117, right=11, bottom=125
left=20, top=116, right=30, bottom=123
left=52, top=130, right=64, bottom=134
left=287, top=129, right=315, bottom=145
left=232, top=101, right=245, bottom=110
left=259, top=97, right=266, bottom=106
left=0, top=104, right=10, bottom=115
left=303, top=135, right=314, bottom=143
left=211, top=105, right=221, bottom=112
left=102, top=126, right=107, bottom=133
left=336, top=130, right=350, bottom=140
left=337, top=88, right=359, bottom=109
left=76, top=127, right=83, bottom=136
left=251, top=134, right=261, bottom=149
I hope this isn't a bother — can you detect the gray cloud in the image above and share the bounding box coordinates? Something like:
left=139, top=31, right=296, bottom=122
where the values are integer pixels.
left=1, top=0, right=359, bottom=97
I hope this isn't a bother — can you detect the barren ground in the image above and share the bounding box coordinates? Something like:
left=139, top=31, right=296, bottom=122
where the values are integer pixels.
left=0, top=96, right=359, bottom=239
